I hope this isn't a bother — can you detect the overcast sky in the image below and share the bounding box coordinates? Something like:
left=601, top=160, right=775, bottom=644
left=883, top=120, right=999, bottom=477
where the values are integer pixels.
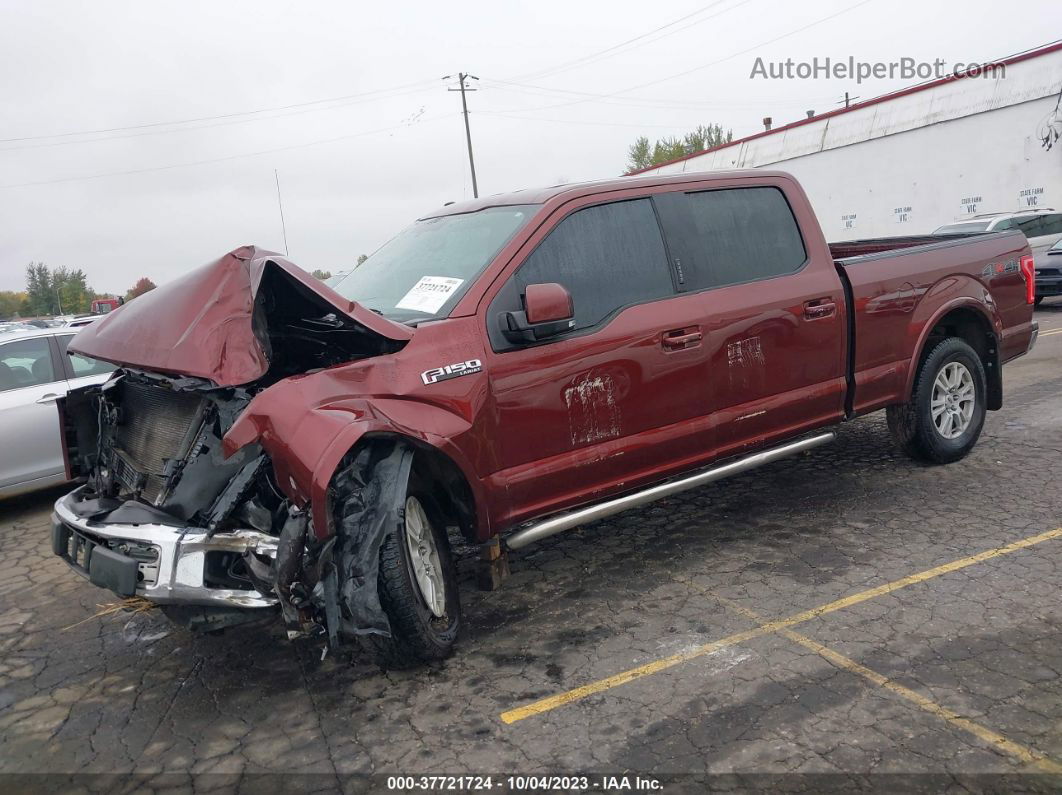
left=1, top=0, right=1060, bottom=294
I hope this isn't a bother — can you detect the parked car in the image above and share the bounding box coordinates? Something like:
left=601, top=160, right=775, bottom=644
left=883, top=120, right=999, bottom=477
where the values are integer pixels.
left=64, top=316, right=98, bottom=328
left=53, top=170, right=1036, bottom=664
left=1033, top=236, right=1062, bottom=306
left=0, top=322, right=35, bottom=334
left=0, top=329, right=115, bottom=498
left=933, top=209, right=1062, bottom=255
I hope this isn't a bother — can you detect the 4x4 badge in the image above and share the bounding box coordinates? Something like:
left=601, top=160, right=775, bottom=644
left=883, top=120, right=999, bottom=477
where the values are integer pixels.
left=421, top=359, right=483, bottom=385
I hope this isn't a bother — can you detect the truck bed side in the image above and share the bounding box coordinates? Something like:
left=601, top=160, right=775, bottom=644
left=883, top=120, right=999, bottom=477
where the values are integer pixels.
left=833, top=231, right=1034, bottom=415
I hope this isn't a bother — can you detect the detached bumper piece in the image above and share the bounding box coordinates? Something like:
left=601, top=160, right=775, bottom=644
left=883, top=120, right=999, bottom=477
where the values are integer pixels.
left=52, top=489, right=279, bottom=609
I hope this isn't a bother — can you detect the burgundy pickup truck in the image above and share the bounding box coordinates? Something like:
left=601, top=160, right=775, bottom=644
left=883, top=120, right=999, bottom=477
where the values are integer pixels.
left=53, top=170, right=1037, bottom=664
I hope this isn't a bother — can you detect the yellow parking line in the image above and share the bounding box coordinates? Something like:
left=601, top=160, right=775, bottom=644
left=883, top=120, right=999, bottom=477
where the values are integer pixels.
left=782, top=628, right=1062, bottom=773
left=710, top=593, right=1062, bottom=774
left=1038, top=328, right=1062, bottom=337
left=499, top=527, right=1062, bottom=724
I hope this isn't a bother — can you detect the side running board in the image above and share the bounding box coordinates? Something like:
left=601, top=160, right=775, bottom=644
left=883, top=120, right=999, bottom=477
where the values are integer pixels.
left=505, top=431, right=836, bottom=550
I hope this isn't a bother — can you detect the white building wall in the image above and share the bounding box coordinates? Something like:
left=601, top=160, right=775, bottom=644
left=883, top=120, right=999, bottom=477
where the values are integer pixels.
left=642, top=47, right=1062, bottom=241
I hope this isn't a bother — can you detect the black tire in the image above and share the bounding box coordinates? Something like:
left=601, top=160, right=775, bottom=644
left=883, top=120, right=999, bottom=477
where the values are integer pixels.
left=886, top=337, right=986, bottom=464
left=366, top=478, right=461, bottom=667
left=1034, top=295, right=1045, bottom=307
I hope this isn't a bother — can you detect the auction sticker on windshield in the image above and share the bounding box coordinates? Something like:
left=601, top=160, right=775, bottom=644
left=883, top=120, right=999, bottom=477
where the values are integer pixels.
left=396, top=276, right=464, bottom=314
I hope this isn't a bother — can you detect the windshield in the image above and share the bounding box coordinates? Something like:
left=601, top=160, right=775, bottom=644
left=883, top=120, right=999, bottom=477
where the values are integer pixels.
left=933, top=221, right=991, bottom=235
left=331, top=205, right=537, bottom=323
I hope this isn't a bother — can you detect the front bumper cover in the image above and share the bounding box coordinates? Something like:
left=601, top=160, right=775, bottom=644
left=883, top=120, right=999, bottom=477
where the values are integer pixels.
left=52, top=489, right=278, bottom=608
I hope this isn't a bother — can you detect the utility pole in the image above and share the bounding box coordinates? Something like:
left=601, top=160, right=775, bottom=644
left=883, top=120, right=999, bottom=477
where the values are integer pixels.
left=274, top=169, right=289, bottom=256
left=445, top=73, right=479, bottom=198
left=55, top=287, right=63, bottom=316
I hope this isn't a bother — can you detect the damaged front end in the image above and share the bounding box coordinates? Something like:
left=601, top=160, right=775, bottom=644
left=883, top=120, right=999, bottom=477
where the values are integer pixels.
left=51, top=245, right=413, bottom=637
left=53, top=371, right=289, bottom=622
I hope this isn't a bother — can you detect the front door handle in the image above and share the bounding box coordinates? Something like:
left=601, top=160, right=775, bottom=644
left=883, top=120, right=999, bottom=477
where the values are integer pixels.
left=36, top=393, right=61, bottom=404
left=803, top=299, right=837, bottom=320
left=662, top=328, right=703, bottom=349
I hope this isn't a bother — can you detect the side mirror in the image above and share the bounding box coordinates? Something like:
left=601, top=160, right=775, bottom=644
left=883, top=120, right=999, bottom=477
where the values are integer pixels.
left=500, top=282, right=575, bottom=343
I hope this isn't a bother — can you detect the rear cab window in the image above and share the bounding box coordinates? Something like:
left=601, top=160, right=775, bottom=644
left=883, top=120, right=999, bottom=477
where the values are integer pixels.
left=654, top=185, right=807, bottom=291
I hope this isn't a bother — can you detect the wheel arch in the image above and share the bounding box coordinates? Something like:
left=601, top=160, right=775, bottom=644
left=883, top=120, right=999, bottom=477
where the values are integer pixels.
left=905, top=301, right=1002, bottom=410
left=312, top=427, right=485, bottom=544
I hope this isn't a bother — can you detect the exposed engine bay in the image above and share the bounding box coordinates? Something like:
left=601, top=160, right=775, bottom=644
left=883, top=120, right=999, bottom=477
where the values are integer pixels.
left=52, top=247, right=417, bottom=642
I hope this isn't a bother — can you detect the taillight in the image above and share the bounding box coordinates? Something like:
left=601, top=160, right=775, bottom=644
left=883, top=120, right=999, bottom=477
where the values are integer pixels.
left=1019, top=255, right=1035, bottom=305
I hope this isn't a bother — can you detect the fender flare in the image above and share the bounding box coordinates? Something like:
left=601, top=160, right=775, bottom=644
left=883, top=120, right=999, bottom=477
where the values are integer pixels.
left=902, top=294, right=1003, bottom=405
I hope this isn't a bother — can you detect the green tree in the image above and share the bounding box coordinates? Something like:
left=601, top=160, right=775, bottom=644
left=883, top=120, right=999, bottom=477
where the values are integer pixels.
left=311, top=269, right=332, bottom=280
left=23, top=262, right=98, bottom=316
left=627, top=136, right=653, bottom=172
left=24, top=262, right=54, bottom=316
left=54, top=267, right=94, bottom=314
left=625, top=124, right=733, bottom=174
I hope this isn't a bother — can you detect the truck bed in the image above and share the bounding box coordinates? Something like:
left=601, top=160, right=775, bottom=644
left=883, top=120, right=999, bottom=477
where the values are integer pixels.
left=830, top=230, right=1035, bottom=416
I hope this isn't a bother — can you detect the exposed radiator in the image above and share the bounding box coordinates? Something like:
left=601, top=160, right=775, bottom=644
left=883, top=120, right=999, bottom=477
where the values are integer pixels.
left=112, top=381, right=205, bottom=504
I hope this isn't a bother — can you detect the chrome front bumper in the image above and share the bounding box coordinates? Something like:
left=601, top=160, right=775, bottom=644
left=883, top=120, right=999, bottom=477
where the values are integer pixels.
left=52, top=490, right=278, bottom=608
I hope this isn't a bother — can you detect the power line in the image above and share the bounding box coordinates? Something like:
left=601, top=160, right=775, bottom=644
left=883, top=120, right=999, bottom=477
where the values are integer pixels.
left=480, top=78, right=838, bottom=111
left=0, top=113, right=455, bottom=190
left=0, top=84, right=436, bottom=152
left=0, top=78, right=439, bottom=145
left=478, top=112, right=716, bottom=130
left=505, top=0, right=756, bottom=83
left=487, top=0, right=878, bottom=116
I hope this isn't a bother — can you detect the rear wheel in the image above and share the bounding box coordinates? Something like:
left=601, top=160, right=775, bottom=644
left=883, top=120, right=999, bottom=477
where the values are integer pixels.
left=886, top=337, right=986, bottom=464
left=367, top=478, right=460, bottom=666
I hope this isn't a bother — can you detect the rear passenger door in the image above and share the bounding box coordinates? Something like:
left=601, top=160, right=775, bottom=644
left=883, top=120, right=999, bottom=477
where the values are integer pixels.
left=654, top=182, right=847, bottom=456
left=483, top=196, right=712, bottom=527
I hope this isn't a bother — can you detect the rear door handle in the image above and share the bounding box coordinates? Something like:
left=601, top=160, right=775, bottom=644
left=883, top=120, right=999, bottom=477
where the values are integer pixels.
left=803, top=299, right=837, bottom=320
left=662, top=328, right=703, bottom=349
left=36, top=393, right=61, bottom=404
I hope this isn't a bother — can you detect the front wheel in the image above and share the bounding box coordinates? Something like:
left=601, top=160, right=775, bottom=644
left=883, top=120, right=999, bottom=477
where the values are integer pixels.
left=886, top=337, right=987, bottom=464
left=368, top=480, right=461, bottom=666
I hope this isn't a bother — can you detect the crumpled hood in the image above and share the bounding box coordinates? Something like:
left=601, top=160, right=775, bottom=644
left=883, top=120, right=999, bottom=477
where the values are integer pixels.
left=69, top=245, right=412, bottom=387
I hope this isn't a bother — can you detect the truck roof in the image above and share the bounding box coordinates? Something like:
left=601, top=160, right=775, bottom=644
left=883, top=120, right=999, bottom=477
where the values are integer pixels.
left=422, top=169, right=793, bottom=219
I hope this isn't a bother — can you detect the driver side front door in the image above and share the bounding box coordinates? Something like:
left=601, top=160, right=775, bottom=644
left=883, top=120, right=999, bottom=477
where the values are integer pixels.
left=481, top=195, right=713, bottom=529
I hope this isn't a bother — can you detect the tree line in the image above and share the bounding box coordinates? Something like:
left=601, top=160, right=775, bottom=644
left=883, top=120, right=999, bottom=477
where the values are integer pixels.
left=0, top=263, right=157, bottom=320
left=625, top=124, right=733, bottom=174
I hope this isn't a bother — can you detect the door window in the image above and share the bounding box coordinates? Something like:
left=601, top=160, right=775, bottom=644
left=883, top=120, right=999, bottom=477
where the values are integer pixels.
left=0, top=338, right=58, bottom=392
left=56, top=335, right=114, bottom=377
left=511, top=198, right=674, bottom=331
left=996, top=214, right=1062, bottom=238
left=657, top=186, right=807, bottom=290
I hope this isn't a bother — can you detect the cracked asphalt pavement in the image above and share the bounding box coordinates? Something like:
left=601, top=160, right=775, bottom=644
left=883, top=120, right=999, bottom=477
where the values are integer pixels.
left=2, top=306, right=1062, bottom=790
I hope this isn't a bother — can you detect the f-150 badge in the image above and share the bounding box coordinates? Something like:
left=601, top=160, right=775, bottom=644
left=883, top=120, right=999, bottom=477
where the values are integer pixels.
left=421, top=359, right=483, bottom=385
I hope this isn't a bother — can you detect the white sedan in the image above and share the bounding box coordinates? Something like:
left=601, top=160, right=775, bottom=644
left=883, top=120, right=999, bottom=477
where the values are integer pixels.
left=0, top=328, right=114, bottom=499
